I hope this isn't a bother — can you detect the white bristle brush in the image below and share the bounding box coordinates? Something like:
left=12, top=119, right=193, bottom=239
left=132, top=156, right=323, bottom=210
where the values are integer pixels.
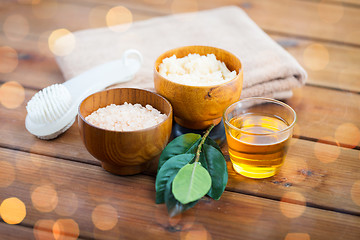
left=25, top=49, right=143, bottom=140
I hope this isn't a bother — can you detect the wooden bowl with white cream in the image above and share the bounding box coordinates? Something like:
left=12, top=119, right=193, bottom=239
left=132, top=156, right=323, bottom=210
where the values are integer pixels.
left=154, top=45, right=243, bottom=130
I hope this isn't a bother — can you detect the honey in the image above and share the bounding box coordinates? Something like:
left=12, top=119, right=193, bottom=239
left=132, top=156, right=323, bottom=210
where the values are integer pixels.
left=225, top=113, right=292, bottom=179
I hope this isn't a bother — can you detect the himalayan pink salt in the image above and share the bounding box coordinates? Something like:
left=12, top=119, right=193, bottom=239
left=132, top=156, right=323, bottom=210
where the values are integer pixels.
left=85, top=102, right=167, bottom=131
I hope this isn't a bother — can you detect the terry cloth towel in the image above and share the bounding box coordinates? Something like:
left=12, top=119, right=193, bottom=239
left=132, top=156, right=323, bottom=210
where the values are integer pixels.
left=55, top=6, right=307, bottom=99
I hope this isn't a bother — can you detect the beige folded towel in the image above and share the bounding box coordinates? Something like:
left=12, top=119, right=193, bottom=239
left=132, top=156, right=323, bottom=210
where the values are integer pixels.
left=55, top=6, right=307, bottom=99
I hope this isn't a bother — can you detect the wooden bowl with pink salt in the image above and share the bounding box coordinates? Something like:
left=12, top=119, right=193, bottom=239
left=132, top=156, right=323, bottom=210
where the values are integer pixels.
left=78, top=88, right=173, bottom=175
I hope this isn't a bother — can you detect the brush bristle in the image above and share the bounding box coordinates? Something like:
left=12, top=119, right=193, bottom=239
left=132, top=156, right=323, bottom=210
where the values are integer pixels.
left=26, top=84, right=72, bottom=124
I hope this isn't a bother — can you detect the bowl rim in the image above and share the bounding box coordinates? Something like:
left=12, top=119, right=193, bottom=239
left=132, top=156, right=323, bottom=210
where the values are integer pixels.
left=78, top=87, right=173, bottom=133
left=154, top=45, right=243, bottom=88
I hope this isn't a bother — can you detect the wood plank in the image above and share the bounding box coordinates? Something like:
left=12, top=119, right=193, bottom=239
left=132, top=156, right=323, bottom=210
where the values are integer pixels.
left=62, top=0, right=360, bottom=46
left=0, top=95, right=98, bottom=165
left=205, top=0, right=360, bottom=46
left=1, top=147, right=359, bottom=239
left=2, top=31, right=360, bottom=93
left=273, top=35, right=360, bottom=92
left=0, top=1, right=160, bottom=37
left=2, top=0, right=360, bottom=46
left=300, top=0, right=360, bottom=7
left=0, top=90, right=98, bottom=165
left=0, top=35, right=64, bottom=90
left=0, top=223, right=35, bottom=240
left=0, top=87, right=359, bottom=213
left=1, top=0, right=359, bottom=239
left=225, top=138, right=360, bottom=214
left=287, top=86, right=360, bottom=148
left=2, top=3, right=360, bottom=92
left=1, top=85, right=358, bottom=156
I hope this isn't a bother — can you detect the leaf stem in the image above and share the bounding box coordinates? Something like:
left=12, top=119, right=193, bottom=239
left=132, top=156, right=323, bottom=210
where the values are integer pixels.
left=194, top=124, right=215, bottom=163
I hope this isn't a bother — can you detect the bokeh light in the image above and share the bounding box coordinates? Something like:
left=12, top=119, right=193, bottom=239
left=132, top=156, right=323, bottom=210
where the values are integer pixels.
left=314, top=136, right=340, bottom=163
left=180, top=224, right=212, bottom=240
left=89, top=5, right=109, bottom=28
left=335, top=123, right=360, bottom=148
left=32, top=0, right=58, bottom=19
left=3, top=15, right=29, bottom=42
left=317, top=0, right=344, bottom=24
left=48, top=29, right=76, bottom=56
left=31, top=184, right=58, bottom=212
left=0, top=161, right=15, bottom=188
left=280, top=192, right=306, bottom=219
left=53, top=219, right=79, bottom=240
left=34, top=219, right=56, bottom=240
left=106, top=6, right=133, bottom=32
left=0, top=46, right=18, bottom=73
left=351, top=180, right=360, bottom=207
left=285, top=233, right=311, bottom=240
left=92, top=204, right=118, bottom=231
left=144, top=0, right=167, bottom=5
left=303, top=43, right=329, bottom=71
left=0, top=81, right=25, bottom=109
left=17, top=0, right=41, bottom=4
left=168, top=213, right=182, bottom=227
left=171, top=0, right=198, bottom=14
left=0, top=197, right=26, bottom=224
left=55, top=190, right=78, bottom=216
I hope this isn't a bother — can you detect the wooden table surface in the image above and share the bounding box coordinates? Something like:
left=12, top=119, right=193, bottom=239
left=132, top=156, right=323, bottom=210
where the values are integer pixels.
left=1, top=0, right=360, bottom=239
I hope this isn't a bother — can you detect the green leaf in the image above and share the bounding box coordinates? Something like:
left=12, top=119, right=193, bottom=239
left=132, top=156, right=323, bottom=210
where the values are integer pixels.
left=155, top=128, right=229, bottom=217
left=157, top=133, right=200, bottom=171
left=186, top=136, right=221, bottom=167
left=172, top=163, right=212, bottom=204
left=205, top=136, right=222, bottom=153
left=155, top=154, right=194, bottom=204
left=164, top=175, right=198, bottom=217
left=182, top=135, right=221, bottom=158
left=188, top=136, right=222, bottom=169
left=201, top=144, right=228, bottom=200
